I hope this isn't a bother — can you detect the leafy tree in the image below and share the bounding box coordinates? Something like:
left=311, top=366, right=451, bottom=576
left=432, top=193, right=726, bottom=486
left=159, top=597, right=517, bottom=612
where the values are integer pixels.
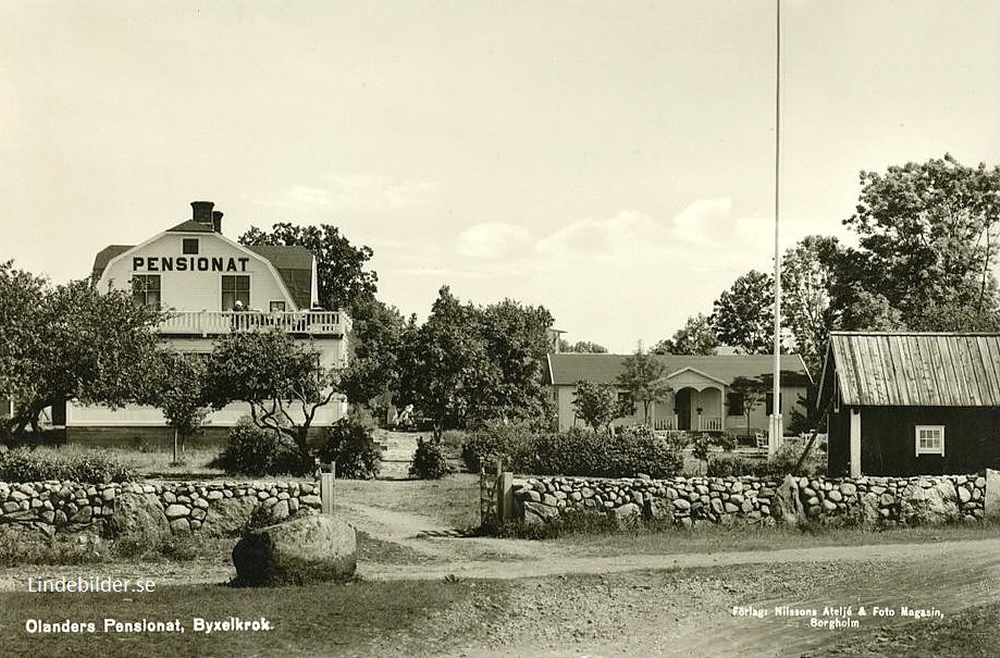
left=479, top=299, right=554, bottom=425
left=781, top=237, right=838, bottom=376
left=729, top=376, right=767, bottom=436
left=398, top=287, right=555, bottom=436
left=842, top=154, right=1000, bottom=330
left=0, top=262, right=162, bottom=442
left=148, top=350, right=210, bottom=462
left=710, top=270, right=775, bottom=354
left=204, top=329, right=342, bottom=461
left=397, top=287, right=495, bottom=437
left=571, top=380, right=621, bottom=433
left=239, top=223, right=377, bottom=313
left=240, top=223, right=413, bottom=420
left=616, top=349, right=672, bottom=426
left=653, top=313, right=719, bottom=355
left=558, top=339, right=609, bottom=353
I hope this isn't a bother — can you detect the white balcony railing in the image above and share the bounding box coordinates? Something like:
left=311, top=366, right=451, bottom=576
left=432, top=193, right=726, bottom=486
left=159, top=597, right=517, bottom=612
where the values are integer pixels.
left=653, top=415, right=679, bottom=431
left=697, top=416, right=723, bottom=432
left=158, top=310, right=349, bottom=337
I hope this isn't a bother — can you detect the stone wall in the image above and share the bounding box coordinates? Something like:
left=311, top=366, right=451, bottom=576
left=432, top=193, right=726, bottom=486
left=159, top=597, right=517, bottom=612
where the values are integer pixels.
left=514, top=472, right=992, bottom=529
left=0, top=480, right=323, bottom=536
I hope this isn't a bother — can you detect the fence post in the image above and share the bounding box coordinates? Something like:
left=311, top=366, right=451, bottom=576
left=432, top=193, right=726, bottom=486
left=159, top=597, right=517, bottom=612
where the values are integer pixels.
left=497, top=471, right=514, bottom=523
left=320, top=461, right=336, bottom=515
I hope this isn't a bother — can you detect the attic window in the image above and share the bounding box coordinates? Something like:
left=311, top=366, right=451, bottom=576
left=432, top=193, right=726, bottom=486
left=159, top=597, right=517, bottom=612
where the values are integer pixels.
left=182, top=238, right=199, bottom=255
left=915, top=425, right=945, bottom=457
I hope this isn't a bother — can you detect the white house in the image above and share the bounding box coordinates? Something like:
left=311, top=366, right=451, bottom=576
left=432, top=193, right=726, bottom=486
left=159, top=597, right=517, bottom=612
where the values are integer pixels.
left=58, top=200, right=351, bottom=447
left=545, top=352, right=812, bottom=435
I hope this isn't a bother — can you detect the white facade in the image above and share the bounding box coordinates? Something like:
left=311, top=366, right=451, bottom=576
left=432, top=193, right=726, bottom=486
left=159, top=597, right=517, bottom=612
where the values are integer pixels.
left=65, top=201, right=350, bottom=444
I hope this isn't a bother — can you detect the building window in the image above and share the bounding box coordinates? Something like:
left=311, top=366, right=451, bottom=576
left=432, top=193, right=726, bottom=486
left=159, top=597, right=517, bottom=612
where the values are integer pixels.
left=617, top=391, right=636, bottom=416
left=765, top=392, right=783, bottom=416
left=182, top=238, right=199, bottom=254
left=269, top=301, right=286, bottom=312
left=221, top=275, right=250, bottom=311
left=915, top=425, right=945, bottom=456
left=131, top=275, right=161, bottom=310
left=726, top=392, right=744, bottom=416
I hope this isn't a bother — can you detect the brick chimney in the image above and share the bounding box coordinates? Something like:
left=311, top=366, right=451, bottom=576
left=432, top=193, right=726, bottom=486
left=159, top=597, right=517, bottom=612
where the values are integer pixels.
left=191, top=201, right=215, bottom=229
left=212, top=210, right=223, bottom=233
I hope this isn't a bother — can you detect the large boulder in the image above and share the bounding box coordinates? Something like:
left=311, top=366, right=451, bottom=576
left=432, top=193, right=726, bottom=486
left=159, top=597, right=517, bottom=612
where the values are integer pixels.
left=899, top=481, right=960, bottom=525
left=103, top=493, right=170, bottom=542
left=232, top=514, right=356, bottom=586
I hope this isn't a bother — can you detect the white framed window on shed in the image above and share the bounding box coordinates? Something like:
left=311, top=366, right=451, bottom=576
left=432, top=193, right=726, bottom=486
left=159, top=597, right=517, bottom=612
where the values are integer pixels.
left=914, top=425, right=945, bottom=456
left=269, top=301, right=286, bottom=312
left=131, top=274, right=161, bottom=310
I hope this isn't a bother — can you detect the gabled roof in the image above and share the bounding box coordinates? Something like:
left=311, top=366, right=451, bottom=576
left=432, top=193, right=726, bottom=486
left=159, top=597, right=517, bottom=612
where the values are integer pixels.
left=166, top=220, right=215, bottom=233
left=545, top=353, right=812, bottom=388
left=822, top=332, right=1000, bottom=407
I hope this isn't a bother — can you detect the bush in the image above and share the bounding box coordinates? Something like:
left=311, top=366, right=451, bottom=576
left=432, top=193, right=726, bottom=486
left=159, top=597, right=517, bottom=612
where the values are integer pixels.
left=315, top=418, right=381, bottom=480
left=409, top=437, right=451, bottom=479
left=706, top=456, right=772, bottom=478
left=462, top=424, right=684, bottom=479
left=210, top=419, right=312, bottom=477
left=0, top=447, right=135, bottom=483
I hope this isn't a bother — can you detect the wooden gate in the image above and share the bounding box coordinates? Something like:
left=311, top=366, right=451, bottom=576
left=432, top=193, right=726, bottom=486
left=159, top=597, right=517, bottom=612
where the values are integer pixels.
left=480, top=461, right=514, bottom=529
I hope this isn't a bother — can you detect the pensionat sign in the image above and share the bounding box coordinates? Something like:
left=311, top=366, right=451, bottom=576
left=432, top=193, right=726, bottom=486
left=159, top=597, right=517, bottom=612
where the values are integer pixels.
left=132, top=256, right=251, bottom=273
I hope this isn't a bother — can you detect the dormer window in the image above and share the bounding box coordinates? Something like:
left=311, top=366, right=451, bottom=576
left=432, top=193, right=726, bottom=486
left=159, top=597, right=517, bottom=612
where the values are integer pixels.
left=182, top=238, right=199, bottom=255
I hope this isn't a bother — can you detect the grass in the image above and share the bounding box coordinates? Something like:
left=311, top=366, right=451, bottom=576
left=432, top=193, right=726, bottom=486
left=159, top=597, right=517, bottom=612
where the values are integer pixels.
left=548, top=518, right=1000, bottom=557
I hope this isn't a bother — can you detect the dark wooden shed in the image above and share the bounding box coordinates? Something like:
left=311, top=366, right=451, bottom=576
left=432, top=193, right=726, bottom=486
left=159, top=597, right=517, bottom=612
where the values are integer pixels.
left=817, top=332, right=1000, bottom=477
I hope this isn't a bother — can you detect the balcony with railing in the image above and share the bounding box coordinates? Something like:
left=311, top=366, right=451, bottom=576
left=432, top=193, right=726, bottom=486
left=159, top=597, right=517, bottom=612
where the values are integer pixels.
left=652, top=414, right=723, bottom=432
left=157, top=310, right=350, bottom=337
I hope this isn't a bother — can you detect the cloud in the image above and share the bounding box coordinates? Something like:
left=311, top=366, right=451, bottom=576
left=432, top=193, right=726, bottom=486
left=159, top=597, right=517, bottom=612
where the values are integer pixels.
left=455, top=223, right=534, bottom=260
left=535, top=210, right=671, bottom=263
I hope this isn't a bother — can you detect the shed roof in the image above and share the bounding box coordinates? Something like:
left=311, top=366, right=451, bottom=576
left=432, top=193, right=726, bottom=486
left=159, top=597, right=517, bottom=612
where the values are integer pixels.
left=545, top=353, right=812, bottom=388
left=823, top=332, right=1000, bottom=407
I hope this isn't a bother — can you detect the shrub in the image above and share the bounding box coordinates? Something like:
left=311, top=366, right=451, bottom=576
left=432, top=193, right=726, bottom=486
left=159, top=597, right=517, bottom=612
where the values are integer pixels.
left=0, top=447, right=135, bottom=483
left=315, top=418, right=381, bottom=480
left=461, top=422, right=536, bottom=473
left=707, top=456, right=772, bottom=478
left=409, top=437, right=451, bottom=479
left=210, top=419, right=312, bottom=477
left=462, top=424, right=685, bottom=479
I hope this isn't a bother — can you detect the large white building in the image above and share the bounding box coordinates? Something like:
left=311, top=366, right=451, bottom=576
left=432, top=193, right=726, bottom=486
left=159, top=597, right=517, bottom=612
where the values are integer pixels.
left=60, top=200, right=350, bottom=447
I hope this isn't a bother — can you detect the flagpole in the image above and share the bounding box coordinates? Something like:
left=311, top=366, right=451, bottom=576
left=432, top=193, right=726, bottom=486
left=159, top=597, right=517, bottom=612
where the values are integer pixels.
left=769, top=0, right=783, bottom=458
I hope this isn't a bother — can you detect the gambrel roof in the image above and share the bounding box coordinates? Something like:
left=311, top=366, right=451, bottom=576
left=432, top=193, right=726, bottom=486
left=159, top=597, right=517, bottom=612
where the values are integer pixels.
left=820, top=332, right=1000, bottom=407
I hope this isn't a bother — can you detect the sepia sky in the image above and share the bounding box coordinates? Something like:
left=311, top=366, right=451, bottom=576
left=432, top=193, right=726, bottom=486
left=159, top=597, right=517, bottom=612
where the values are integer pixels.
left=2, top=0, right=999, bottom=353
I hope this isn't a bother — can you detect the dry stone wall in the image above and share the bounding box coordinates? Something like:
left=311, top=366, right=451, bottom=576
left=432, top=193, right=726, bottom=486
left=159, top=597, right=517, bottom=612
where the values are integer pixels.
left=514, top=473, right=991, bottom=529
left=0, top=480, right=323, bottom=536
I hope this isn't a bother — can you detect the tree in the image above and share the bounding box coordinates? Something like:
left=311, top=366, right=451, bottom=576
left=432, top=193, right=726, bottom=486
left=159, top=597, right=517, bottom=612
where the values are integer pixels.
left=616, top=349, right=672, bottom=426
left=653, top=313, right=719, bottom=355
left=240, top=223, right=412, bottom=420
left=571, top=380, right=621, bottom=433
left=781, top=237, right=837, bottom=376
left=397, top=288, right=555, bottom=435
left=148, top=350, right=210, bottom=462
left=0, top=262, right=163, bottom=442
left=239, top=223, right=377, bottom=314
left=204, top=329, right=342, bottom=462
left=729, top=376, right=767, bottom=436
left=397, top=287, right=495, bottom=437
left=842, top=154, right=1000, bottom=330
left=559, top=339, right=609, bottom=353
left=710, top=270, right=774, bottom=354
